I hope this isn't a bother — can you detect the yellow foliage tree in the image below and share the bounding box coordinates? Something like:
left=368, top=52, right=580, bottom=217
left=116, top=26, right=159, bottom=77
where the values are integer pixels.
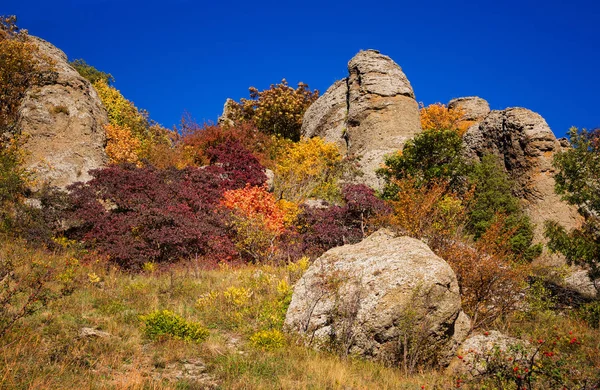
left=419, top=103, right=473, bottom=136
left=104, top=124, right=140, bottom=164
left=94, top=79, right=183, bottom=166
left=93, top=79, right=148, bottom=137
left=273, top=137, right=344, bottom=203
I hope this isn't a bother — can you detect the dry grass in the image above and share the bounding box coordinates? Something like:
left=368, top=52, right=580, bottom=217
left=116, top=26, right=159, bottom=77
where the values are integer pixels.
left=1, top=239, right=599, bottom=389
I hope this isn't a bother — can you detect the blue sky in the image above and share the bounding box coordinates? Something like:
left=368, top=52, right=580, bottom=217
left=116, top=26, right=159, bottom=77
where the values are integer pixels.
left=5, top=0, right=599, bottom=137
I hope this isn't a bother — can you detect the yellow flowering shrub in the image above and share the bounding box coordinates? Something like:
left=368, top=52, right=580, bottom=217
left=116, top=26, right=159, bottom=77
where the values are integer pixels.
left=273, top=137, right=344, bottom=203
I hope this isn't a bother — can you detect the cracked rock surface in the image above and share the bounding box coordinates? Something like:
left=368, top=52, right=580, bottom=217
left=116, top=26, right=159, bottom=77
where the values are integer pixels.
left=463, top=107, right=582, bottom=246
left=284, top=229, right=469, bottom=365
left=18, top=36, right=108, bottom=189
left=301, top=50, right=421, bottom=189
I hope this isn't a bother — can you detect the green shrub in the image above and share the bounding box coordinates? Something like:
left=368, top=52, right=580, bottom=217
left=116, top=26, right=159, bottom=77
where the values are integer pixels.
left=140, top=310, right=208, bottom=343
left=578, top=301, right=600, bottom=329
left=249, top=329, right=286, bottom=350
left=70, top=58, right=114, bottom=85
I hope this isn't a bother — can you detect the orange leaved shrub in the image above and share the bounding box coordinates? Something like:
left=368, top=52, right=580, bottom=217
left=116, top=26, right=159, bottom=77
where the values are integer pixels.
left=419, top=103, right=473, bottom=136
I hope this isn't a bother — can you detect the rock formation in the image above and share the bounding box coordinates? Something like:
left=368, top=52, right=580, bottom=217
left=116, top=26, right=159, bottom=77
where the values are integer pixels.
left=448, top=96, right=490, bottom=122
left=301, top=50, right=421, bottom=188
left=217, top=98, right=236, bottom=127
left=18, top=36, right=108, bottom=188
left=463, top=107, right=582, bottom=246
left=447, top=331, right=532, bottom=376
left=284, top=229, right=470, bottom=365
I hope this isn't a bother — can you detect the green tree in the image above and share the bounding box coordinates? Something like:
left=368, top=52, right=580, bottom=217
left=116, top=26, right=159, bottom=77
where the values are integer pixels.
left=377, top=129, right=469, bottom=199
left=70, top=58, right=114, bottom=85
left=468, top=155, right=541, bottom=261
left=378, top=130, right=540, bottom=261
left=545, top=127, right=600, bottom=286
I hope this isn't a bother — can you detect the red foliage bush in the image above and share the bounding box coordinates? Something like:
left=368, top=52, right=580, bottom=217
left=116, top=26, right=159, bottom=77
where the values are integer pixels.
left=206, top=139, right=267, bottom=188
left=181, top=119, right=281, bottom=168
left=64, top=164, right=240, bottom=268
left=297, top=184, right=390, bottom=257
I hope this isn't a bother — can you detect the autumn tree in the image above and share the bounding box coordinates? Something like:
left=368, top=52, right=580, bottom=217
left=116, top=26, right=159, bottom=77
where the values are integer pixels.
left=420, top=102, right=473, bottom=136
left=385, top=178, right=528, bottom=329
left=545, top=127, right=600, bottom=288
left=93, top=78, right=176, bottom=166
left=273, top=137, right=350, bottom=203
left=378, top=125, right=539, bottom=260
left=229, top=79, right=319, bottom=141
left=181, top=118, right=284, bottom=168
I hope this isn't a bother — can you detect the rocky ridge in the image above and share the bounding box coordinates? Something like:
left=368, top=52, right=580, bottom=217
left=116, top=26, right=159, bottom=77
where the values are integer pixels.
left=18, top=36, right=108, bottom=188
left=462, top=106, right=582, bottom=245
left=301, top=50, right=422, bottom=188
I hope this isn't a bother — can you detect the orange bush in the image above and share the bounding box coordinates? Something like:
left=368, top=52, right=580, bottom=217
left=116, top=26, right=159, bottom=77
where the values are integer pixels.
left=387, top=178, right=470, bottom=242
left=419, top=103, right=473, bottom=136
left=221, top=185, right=294, bottom=261
left=222, top=185, right=286, bottom=234
left=104, top=124, right=141, bottom=164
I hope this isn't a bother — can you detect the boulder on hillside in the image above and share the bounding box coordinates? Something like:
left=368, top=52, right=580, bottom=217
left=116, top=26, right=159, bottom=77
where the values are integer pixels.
left=447, top=331, right=533, bottom=377
left=18, top=36, right=108, bottom=189
left=301, top=50, right=422, bottom=189
left=463, top=107, right=582, bottom=247
left=448, top=96, right=490, bottom=122
left=284, top=229, right=469, bottom=365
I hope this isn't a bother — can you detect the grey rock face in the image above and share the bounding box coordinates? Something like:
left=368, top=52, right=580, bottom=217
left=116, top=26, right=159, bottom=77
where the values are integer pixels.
left=301, top=50, right=422, bottom=189
left=284, top=229, right=468, bottom=365
left=448, top=96, right=490, bottom=121
left=448, top=331, right=532, bottom=376
left=217, top=98, right=237, bottom=127
left=301, top=79, right=348, bottom=152
left=463, top=107, right=582, bottom=245
left=18, top=37, right=108, bottom=189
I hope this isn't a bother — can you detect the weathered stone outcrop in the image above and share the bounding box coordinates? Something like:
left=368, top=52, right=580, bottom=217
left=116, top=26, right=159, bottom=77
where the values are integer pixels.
left=301, top=50, right=421, bottom=188
left=18, top=36, right=108, bottom=188
left=284, top=229, right=469, bottom=365
left=447, top=331, right=532, bottom=376
left=448, top=96, right=490, bottom=122
left=463, top=107, right=581, bottom=245
left=217, top=98, right=237, bottom=127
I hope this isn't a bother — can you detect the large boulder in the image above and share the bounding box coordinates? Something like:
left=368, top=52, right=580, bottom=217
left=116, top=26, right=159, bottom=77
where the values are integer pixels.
left=284, top=229, right=469, bottom=365
left=463, top=108, right=582, bottom=247
left=301, top=50, right=421, bottom=188
left=18, top=36, right=108, bottom=189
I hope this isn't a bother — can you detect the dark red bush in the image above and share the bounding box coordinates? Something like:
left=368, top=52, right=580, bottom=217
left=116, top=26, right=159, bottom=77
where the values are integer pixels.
left=297, top=184, right=391, bottom=257
left=206, top=139, right=267, bottom=188
left=65, top=164, right=239, bottom=268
